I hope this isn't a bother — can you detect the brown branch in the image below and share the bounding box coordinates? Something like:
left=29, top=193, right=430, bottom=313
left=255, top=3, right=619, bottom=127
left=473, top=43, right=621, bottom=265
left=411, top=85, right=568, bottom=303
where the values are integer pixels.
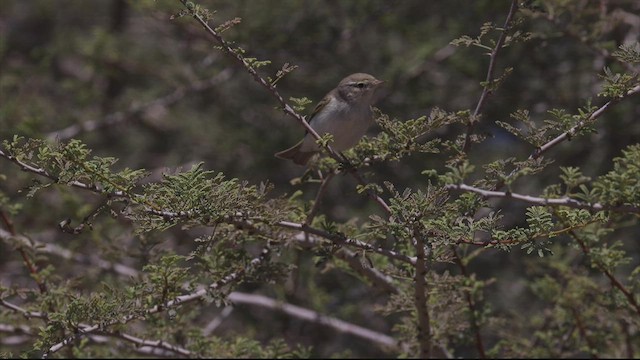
left=451, top=248, right=486, bottom=358
left=570, top=307, right=599, bottom=359
left=0, top=211, right=48, bottom=294
left=305, top=171, right=335, bottom=224
left=569, top=229, right=640, bottom=316
left=347, top=168, right=393, bottom=215
left=462, top=0, right=519, bottom=154
left=413, top=234, right=431, bottom=358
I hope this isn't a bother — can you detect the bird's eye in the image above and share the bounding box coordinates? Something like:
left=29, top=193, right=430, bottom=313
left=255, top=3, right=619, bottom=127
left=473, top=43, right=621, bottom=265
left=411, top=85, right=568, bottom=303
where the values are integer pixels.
left=356, top=82, right=365, bottom=88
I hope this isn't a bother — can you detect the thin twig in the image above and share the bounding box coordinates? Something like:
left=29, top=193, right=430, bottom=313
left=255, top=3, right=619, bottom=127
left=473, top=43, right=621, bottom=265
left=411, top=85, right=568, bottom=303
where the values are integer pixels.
left=347, top=168, right=393, bottom=215
left=492, top=84, right=640, bottom=192
left=451, top=248, right=486, bottom=358
left=38, top=237, right=140, bottom=279
left=462, top=0, right=519, bottom=154
left=300, top=172, right=398, bottom=292
left=58, top=197, right=110, bottom=234
left=568, top=229, right=640, bottom=316
left=0, top=210, right=48, bottom=294
left=305, top=172, right=335, bottom=224
left=530, top=85, right=640, bottom=160
left=232, top=218, right=401, bottom=293
left=0, top=304, right=189, bottom=358
left=201, top=306, right=234, bottom=336
left=570, top=306, right=599, bottom=359
left=334, top=247, right=398, bottom=294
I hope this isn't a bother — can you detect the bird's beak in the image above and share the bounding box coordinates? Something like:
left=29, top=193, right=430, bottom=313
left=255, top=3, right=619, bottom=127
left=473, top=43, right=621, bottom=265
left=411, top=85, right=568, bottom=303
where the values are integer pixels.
left=374, top=79, right=385, bottom=87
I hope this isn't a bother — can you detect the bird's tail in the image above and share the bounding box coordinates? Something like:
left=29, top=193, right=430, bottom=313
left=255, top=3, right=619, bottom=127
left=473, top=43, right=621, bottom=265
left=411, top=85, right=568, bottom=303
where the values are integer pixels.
left=274, top=140, right=316, bottom=165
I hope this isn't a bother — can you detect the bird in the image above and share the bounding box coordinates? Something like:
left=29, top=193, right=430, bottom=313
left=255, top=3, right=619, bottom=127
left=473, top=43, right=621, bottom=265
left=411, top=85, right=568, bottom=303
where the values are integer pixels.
left=275, top=73, right=384, bottom=165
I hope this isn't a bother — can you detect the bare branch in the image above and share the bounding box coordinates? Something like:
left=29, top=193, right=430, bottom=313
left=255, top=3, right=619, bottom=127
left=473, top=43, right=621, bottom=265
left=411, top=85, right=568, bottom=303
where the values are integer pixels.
left=0, top=299, right=49, bottom=321
left=94, top=330, right=191, bottom=357
left=333, top=247, right=399, bottom=294
left=463, top=0, right=519, bottom=154
left=39, top=239, right=140, bottom=279
left=305, top=171, right=335, bottom=224
left=201, top=306, right=234, bottom=336
left=228, top=291, right=407, bottom=353
left=447, top=183, right=640, bottom=214
left=531, top=84, right=640, bottom=160
left=0, top=323, right=34, bottom=346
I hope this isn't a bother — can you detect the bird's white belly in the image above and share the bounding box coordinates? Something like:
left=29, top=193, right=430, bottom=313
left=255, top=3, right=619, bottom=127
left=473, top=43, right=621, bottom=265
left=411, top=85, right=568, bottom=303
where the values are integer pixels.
left=299, top=103, right=371, bottom=152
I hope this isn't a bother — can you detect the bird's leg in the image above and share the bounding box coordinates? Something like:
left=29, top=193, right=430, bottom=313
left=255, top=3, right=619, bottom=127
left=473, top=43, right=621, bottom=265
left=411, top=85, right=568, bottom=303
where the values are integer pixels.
left=337, top=151, right=356, bottom=173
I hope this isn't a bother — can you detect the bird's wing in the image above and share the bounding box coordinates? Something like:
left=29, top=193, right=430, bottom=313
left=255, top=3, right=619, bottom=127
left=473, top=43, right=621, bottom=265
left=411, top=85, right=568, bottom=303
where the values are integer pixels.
left=302, top=94, right=331, bottom=133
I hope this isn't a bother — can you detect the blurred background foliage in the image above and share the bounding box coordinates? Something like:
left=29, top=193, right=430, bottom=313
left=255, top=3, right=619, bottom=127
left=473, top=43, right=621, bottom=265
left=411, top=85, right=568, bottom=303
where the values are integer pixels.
left=1, top=0, right=640, bottom=358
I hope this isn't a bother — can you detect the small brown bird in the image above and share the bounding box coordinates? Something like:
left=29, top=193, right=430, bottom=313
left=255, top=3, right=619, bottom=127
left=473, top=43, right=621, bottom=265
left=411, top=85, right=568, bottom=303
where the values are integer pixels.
left=275, top=73, right=384, bottom=165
